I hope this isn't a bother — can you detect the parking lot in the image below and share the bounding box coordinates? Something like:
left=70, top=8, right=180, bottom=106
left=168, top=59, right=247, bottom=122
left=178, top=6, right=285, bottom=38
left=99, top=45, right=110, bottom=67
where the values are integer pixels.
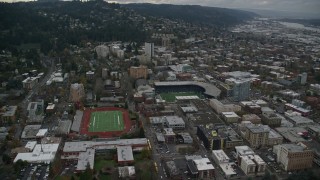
left=18, top=164, right=49, bottom=180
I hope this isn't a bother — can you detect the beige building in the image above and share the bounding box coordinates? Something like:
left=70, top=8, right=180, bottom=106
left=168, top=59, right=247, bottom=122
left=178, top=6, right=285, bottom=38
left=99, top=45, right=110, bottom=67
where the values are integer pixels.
left=70, top=83, right=85, bottom=102
left=244, top=124, right=269, bottom=148
left=242, top=114, right=261, bottom=124
left=209, top=99, right=241, bottom=114
left=274, top=143, right=313, bottom=171
left=129, top=66, right=148, bottom=79
left=221, top=112, right=240, bottom=123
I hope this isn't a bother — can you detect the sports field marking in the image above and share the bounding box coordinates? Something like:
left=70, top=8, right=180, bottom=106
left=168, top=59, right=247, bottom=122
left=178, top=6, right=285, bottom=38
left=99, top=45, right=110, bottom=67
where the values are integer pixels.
left=88, top=110, right=124, bottom=132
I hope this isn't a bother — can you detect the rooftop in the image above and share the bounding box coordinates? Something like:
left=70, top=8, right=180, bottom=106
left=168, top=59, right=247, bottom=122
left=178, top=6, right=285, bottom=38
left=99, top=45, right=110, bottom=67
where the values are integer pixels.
left=212, top=150, right=230, bottom=164
left=117, top=146, right=134, bottom=162
left=246, top=124, right=270, bottom=133
left=165, top=116, right=185, bottom=125
left=0, top=106, right=17, bottom=117
left=280, top=143, right=307, bottom=153
left=21, top=125, right=42, bottom=139
left=154, top=81, right=221, bottom=98
left=241, top=155, right=256, bottom=165
left=76, top=148, right=95, bottom=171
left=71, top=110, right=83, bottom=132
left=14, top=143, right=59, bottom=163
left=235, top=146, right=255, bottom=157
left=275, top=127, right=308, bottom=143
left=63, top=138, right=148, bottom=153
left=222, top=112, right=240, bottom=118
left=193, top=158, right=215, bottom=171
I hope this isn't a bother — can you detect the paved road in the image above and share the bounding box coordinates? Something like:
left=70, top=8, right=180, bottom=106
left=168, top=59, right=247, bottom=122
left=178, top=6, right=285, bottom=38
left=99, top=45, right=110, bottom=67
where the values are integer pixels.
left=20, top=57, right=56, bottom=117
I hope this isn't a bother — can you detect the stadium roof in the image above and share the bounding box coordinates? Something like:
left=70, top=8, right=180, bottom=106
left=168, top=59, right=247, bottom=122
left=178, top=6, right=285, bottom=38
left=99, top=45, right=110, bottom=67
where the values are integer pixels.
left=154, top=81, right=221, bottom=98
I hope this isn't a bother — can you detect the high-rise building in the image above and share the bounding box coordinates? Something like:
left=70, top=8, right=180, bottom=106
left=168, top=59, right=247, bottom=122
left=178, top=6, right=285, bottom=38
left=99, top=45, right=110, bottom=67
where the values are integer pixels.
left=225, top=78, right=251, bottom=101
left=144, top=42, right=154, bottom=60
left=69, top=83, right=85, bottom=102
left=298, top=72, right=307, bottom=85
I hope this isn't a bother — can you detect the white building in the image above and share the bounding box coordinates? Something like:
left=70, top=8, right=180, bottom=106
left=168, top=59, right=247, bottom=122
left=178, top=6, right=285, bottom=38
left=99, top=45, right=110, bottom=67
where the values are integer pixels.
left=240, top=155, right=256, bottom=176
left=14, top=143, right=59, bottom=164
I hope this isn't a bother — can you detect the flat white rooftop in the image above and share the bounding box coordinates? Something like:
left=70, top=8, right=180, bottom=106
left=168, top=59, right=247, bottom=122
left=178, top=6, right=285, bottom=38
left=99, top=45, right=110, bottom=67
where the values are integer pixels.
left=117, top=146, right=134, bottom=162
left=193, top=158, right=215, bottom=171
left=14, top=143, right=59, bottom=163
left=63, top=138, right=148, bottom=153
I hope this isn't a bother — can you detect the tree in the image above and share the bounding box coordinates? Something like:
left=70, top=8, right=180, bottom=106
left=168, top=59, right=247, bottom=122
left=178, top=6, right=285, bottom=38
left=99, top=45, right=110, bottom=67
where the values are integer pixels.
left=2, top=153, right=11, bottom=164
left=124, top=101, right=128, bottom=109
left=140, top=148, right=151, bottom=159
left=79, top=163, right=93, bottom=180
left=14, top=159, right=28, bottom=173
left=139, top=127, right=145, bottom=138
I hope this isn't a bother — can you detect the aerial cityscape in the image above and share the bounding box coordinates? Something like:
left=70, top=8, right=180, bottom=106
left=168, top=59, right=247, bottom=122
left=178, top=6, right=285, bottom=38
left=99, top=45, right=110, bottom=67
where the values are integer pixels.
left=0, top=1, right=320, bottom=180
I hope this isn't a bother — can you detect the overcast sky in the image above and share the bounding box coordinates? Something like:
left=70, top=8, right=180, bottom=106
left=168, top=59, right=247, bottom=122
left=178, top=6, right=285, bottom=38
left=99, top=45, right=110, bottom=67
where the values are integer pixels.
left=109, top=0, right=320, bottom=15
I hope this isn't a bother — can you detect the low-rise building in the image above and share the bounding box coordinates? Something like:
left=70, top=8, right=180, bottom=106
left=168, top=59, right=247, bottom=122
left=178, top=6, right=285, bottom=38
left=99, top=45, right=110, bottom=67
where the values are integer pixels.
left=187, top=158, right=215, bottom=179
left=285, top=112, right=314, bottom=126
left=165, top=161, right=180, bottom=178
left=242, top=114, right=261, bottom=124
left=117, top=146, right=134, bottom=165
left=274, top=143, right=314, bottom=171
left=0, top=105, right=17, bottom=125
left=240, top=155, right=256, bottom=176
left=209, top=99, right=241, bottom=114
left=244, top=124, right=269, bottom=148
left=27, top=100, right=44, bottom=123
left=221, top=112, right=240, bottom=123
left=261, top=112, right=282, bottom=127
left=14, top=137, right=61, bottom=164
left=212, top=150, right=237, bottom=178
left=177, top=132, right=193, bottom=144
left=118, top=166, right=136, bottom=179
left=163, top=128, right=175, bottom=144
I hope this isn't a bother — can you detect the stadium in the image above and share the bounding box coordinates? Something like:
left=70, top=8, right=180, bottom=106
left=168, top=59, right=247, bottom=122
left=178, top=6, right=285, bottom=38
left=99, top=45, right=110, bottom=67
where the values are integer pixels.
left=80, top=107, right=131, bottom=138
left=154, top=81, right=221, bottom=101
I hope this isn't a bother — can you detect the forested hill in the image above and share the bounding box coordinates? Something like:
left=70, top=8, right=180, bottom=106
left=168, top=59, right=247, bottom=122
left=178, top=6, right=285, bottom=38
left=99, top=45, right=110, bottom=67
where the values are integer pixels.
left=123, top=3, right=257, bottom=27
left=0, top=1, right=146, bottom=53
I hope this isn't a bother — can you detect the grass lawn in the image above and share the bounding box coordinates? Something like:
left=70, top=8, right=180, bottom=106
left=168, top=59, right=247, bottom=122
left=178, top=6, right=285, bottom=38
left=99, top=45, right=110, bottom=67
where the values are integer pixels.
left=99, top=174, right=112, bottom=180
left=94, top=159, right=116, bottom=171
left=88, top=111, right=124, bottom=132
left=135, top=159, right=154, bottom=179
left=160, top=92, right=203, bottom=102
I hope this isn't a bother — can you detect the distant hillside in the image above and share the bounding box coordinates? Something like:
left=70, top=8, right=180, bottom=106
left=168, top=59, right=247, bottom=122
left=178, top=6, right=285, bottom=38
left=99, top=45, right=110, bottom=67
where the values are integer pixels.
left=123, top=3, right=257, bottom=27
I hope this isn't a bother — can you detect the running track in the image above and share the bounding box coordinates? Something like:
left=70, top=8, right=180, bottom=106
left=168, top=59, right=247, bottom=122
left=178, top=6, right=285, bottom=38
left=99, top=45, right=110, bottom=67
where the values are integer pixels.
left=80, top=107, right=131, bottom=138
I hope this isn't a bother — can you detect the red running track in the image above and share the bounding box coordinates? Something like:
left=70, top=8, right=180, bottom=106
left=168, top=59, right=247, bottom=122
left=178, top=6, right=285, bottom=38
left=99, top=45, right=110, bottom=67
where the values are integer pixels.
left=80, top=107, right=131, bottom=138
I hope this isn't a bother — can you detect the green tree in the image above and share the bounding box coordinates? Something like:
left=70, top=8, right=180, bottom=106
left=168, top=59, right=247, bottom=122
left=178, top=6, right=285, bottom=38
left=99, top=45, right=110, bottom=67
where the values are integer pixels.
left=79, top=163, right=93, bottom=180
left=140, top=148, right=151, bottom=159
left=2, top=153, right=11, bottom=164
left=139, top=127, right=145, bottom=138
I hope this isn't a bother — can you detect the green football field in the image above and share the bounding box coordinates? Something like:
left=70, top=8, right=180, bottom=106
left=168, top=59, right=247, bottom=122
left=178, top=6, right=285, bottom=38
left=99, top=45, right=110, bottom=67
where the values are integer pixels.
left=160, top=92, right=203, bottom=102
left=88, top=111, right=124, bottom=132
